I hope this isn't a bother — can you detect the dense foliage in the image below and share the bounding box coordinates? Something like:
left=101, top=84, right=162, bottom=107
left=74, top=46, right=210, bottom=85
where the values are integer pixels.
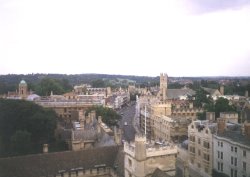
left=0, top=99, right=59, bottom=157
left=35, top=78, right=73, bottom=96
left=85, top=106, right=121, bottom=127
left=197, top=97, right=237, bottom=120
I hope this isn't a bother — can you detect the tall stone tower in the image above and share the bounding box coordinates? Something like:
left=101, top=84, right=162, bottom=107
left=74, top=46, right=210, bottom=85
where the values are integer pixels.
left=220, top=85, right=224, bottom=96
left=159, top=73, right=168, bottom=102
left=19, top=80, right=28, bottom=99
left=133, top=134, right=147, bottom=177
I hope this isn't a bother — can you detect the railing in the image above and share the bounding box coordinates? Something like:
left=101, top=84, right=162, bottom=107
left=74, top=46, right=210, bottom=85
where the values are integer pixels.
left=36, top=101, right=104, bottom=107
left=146, top=145, right=177, bottom=157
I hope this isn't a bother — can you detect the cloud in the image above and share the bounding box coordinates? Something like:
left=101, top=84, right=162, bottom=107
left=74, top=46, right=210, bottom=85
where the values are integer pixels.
left=184, top=0, right=250, bottom=14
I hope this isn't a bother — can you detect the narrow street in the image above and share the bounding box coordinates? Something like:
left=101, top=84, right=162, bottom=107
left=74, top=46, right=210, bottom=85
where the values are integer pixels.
left=117, top=102, right=136, bottom=142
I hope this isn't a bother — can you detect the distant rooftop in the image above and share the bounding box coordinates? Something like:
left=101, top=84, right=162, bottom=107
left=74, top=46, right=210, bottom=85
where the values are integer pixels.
left=216, top=129, right=250, bottom=147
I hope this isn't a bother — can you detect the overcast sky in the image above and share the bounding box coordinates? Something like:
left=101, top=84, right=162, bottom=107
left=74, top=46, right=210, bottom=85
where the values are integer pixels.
left=1, top=0, right=250, bottom=77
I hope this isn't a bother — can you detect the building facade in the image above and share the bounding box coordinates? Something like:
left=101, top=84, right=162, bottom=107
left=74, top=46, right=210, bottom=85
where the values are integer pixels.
left=124, top=134, right=177, bottom=177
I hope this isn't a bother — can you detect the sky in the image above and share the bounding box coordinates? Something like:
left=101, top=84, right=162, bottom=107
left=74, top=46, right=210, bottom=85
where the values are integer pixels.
left=1, top=0, right=250, bottom=77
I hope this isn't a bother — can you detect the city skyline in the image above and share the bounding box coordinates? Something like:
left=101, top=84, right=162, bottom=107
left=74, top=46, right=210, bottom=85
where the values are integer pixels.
left=1, top=0, right=250, bottom=77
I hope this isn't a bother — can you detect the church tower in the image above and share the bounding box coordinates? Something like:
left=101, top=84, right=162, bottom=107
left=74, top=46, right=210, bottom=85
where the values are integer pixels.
left=159, top=73, right=168, bottom=102
left=19, top=80, right=28, bottom=99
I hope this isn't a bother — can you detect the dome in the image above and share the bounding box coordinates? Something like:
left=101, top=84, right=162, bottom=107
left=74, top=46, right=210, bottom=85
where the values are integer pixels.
left=20, top=80, right=27, bottom=85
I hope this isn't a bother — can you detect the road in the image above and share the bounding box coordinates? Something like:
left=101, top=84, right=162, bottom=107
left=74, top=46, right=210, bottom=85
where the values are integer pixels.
left=118, top=102, right=136, bottom=142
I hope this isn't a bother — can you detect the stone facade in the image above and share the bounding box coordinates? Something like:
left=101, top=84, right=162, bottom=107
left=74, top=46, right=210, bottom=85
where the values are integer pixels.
left=152, top=115, right=190, bottom=143
left=187, top=120, right=215, bottom=177
left=124, top=135, right=177, bottom=177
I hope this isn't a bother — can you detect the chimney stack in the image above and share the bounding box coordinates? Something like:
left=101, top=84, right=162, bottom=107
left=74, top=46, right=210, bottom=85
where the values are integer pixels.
left=243, top=122, right=250, bottom=139
left=206, top=112, right=215, bottom=122
left=43, top=144, right=48, bottom=153
left=220, top=85, right=224, bottom=96
left=245, top=90, right=249, bottom=98
left=217, top=118, right=226, bottom=134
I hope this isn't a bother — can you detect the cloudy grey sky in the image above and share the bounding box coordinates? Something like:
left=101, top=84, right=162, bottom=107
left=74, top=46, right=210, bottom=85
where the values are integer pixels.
left=1, top=0, right=250, bottom=77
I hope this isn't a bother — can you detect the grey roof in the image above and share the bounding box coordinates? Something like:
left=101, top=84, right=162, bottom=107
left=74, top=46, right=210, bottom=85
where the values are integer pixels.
left=201, top=87, right=221, bottom=96
left=167, top=89, right=195, bottom=99
left=73, top=129, right=97, bottom=141
left=216, top=130, right=250, bottom=147
left=0, top=146, right=120, bottom=177
left=151, top=168, right=171, bottom=177
left=95, top=133, right=116, bottom=147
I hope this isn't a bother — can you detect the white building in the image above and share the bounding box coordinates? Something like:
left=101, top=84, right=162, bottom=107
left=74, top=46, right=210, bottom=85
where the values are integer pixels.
left=213, top=122, right=250, bottom=177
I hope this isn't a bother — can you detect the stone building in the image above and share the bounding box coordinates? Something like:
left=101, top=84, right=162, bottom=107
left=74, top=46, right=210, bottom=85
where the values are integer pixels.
left=219, top=112, right=239, bottom=124
left=124, top=134, right=177, bottom=177
left=35, top=94, right=105, bottom=120
left=151, top=115, right=190, bottom=143
left=213, top=121, right=250, bottom=177
left=0, top=146, right=124, bottom=177
left=187, top=120, right=216, bottom=177
left=7, top=80, right=34, bottom=99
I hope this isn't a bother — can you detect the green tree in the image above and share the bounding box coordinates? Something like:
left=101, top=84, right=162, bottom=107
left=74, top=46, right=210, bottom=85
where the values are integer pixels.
left=85, top=106, right=121, bottom=126
left=0, top=99, right=58, bottom=157
left=214, top=97, right=236, bottom=118
left=10, top=130, right=32, bottom=156
left=35, top=78, right=72, bottom=96
left=194, top=88, right=212, bottom=107
left=91, top=79, right=105, bottom=88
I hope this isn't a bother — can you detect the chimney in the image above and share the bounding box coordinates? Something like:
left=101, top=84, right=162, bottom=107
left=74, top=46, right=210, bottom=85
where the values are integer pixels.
left=244, top=122, right=250, bottom=139
left=189, top=102, right=193, bottom=109
left=43, top=144, right=48, bottom=153
left=220, top=85, right=224, bottom=96
left=217, top=118, right=226, bottom=134
left=206, top=112, right=215, bottom=122
left=98, top=116, right=102, bottom=124
left=114, top=126, right=122, bottom=145
left=245, top=90, right=249, bottom=98
left=90, top=110, right=96, bottom=123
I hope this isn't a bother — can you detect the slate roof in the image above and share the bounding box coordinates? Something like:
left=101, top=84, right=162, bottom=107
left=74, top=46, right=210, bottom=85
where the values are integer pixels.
left=0, top=146, right=120, bottom=177
left=151, top=168, right=171, bottom=177
left=201, top=87, right=221, bottom=96
left=167, top=89, right=195, bottom=99
left=216, top=130, right=250, bottom=147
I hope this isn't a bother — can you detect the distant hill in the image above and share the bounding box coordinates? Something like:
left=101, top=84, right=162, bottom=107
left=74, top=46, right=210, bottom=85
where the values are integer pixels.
left=0, top=74, right=157, bottom=94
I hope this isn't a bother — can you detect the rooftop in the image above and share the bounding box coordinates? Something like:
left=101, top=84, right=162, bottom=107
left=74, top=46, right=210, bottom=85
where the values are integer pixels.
left=216, top=128, right=250, bottom=147
left=0, top=146, right=121, bottom=177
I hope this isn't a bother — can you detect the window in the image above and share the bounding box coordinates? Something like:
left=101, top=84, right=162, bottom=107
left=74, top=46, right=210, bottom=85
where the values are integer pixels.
left=234, top=170, right=237, bottom=177
left=243, top=150, right=246, bottom=157
left=221, top=163, right=223, bottom=172
left=128, top=159, right=132, bottom=167
left=235, top=147, right=237, bottom=153
left=198, top=149, right=201, bottom=156
left=218, top=162, right=220, bottom=171
left=198, top=163, right=201, bottom=168
left=218, top=141, right=220, bottom=146
left=231, top=157, right=233, bottom=165
left=231, top=168, right=233, bottom=177
left=220, top=142, right=223, bottom=147
left=203, top=141, right=210, bottom=149
left=221, top=152, right=223, bottom=159
left=231, top=146, right=233, bottom=152
left=190, top=146, right=195, bottom=154
left=243, top=162, right=246, bottom=171
left=234, top=158, right=237, bottom=166
left=203, top=153, right=209, bottom=161
left=217, top=151, right=220, bottom=158
left=198, top=138, right=201, bottom=144
left=190, top=136, right=195, bottom=142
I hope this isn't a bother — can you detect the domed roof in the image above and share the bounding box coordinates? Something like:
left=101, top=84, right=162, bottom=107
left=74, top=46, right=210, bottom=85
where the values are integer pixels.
left=20, top=80, right=27, bottom=85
